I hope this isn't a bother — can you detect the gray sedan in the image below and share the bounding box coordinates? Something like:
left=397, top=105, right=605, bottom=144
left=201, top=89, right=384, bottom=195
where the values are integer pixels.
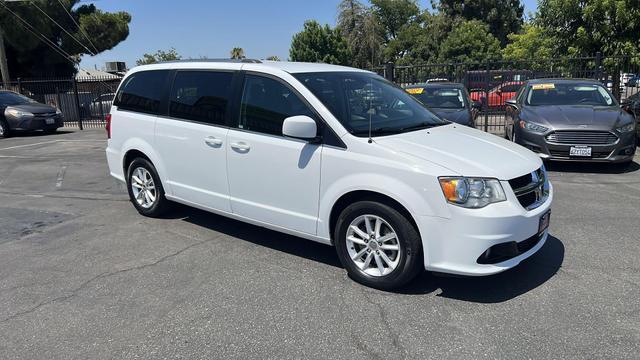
left=505, top=79, right=636, bottom=164
left=0, top=91, right=63, bottom=138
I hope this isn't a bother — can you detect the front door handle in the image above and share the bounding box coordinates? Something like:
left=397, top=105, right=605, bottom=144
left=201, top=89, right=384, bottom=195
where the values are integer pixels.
left=230, top=141, right=251, bottom=152
left=204, top=136, right=223, bottom=147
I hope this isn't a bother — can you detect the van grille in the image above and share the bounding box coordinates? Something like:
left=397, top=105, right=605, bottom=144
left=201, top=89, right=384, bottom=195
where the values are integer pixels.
left=508, top=167, right=548, bottom=210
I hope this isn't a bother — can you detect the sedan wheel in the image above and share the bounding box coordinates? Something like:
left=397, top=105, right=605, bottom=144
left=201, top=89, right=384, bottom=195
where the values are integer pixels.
left=0, top=119, right=10, bottom=138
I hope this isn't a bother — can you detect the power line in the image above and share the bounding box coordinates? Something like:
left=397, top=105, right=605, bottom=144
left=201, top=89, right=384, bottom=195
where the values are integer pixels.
left=0, top=1, right=76, bottom=64
left=30, top=0, right=96, bottom=56
left=55, top=0, right=99, bottom=54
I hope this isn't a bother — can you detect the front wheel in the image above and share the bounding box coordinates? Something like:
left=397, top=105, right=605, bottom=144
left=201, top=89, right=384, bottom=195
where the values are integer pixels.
left=126, top=158, right=171, bottom=217
left=0, top=118, right=11, bottom=138
left=334, top=201, right=423, bottom=290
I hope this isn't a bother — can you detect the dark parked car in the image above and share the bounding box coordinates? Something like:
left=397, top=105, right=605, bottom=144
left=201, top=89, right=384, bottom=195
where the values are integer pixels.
left=505, top=79, right=636, bottom=164
left=404, top=83, right=481, bottom=126
left=622, top=91, right=640, bottom=142
left=0, top=91, right=63, bottom=138
left=628, top=75, right=640, bottom=88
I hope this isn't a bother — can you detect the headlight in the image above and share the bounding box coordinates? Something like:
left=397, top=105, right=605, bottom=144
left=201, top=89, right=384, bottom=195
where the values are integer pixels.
left=5, top=108, right=34, bottom=118
left=55, top=108, right=62, bottom=115
left=616, top=123, right=635, bottom=133
left=519, top=120, right=548, bottom=133
left=439, top=177, right=507, bottom=208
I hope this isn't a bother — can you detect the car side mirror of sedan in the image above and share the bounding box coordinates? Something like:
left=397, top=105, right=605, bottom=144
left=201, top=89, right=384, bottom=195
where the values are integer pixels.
left=505, top=99, right=518, bottom=107
left=282, top=115, right=319, bottom=141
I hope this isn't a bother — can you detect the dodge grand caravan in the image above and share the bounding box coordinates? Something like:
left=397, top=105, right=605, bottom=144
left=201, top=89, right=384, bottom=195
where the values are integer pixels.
left=106, top=60, right=553, bottom=290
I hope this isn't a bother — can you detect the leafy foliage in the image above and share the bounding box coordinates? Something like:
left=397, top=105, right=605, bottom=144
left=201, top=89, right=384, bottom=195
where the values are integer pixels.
left=230, top=47, right=246, bottom=59
left=337, top=0, right=384, bottom=68
left=289, top=20, right=351, bottom=65
left=434, top=0, right=524, bottom=45
left=0, top=0, right=131, bottom=78
left=438, top=20, right=502, bottom=63
left=265, top=55, right=281, bottom=61
left=536, top=0, right=640, bottom=57
left=502, top=24, right=555, bottom=61
left=135, top=48, right=181, bottom=65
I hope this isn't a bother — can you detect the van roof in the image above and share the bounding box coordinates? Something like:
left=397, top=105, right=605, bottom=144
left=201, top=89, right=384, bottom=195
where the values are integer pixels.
left=133, top=59, right=371, bottom=74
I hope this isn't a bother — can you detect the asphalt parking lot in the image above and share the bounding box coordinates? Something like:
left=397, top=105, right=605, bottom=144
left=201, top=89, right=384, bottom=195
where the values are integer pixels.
left=0, top=129, right=639, bottom=359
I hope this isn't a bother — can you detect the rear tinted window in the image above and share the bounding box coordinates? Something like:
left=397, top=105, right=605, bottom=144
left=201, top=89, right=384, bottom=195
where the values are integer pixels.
left=169, top=71, right=234, bottom=125
left=114, top=70, right=170, bottom=114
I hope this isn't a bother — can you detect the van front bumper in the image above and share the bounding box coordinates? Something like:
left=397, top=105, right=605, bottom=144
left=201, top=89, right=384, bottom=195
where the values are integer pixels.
left=416, top=182, right=553, bottom=276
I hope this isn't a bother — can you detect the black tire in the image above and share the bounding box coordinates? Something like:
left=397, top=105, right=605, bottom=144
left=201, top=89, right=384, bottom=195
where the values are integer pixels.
left=126, top=157, right=171, bottom=217
left=334, top=201, right=423, bottom=291
left=0, top=118, right=11, bottom=138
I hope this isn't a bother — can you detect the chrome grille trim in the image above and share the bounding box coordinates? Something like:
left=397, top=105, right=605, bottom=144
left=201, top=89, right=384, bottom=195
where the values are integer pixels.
left=508, top=167, right=549, bottom=211
left=545, top=130, right=618, bottom=145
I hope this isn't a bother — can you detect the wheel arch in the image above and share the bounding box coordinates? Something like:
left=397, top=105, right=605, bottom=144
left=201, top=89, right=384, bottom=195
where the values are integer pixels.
left=328, top=190, right=421, bottom=245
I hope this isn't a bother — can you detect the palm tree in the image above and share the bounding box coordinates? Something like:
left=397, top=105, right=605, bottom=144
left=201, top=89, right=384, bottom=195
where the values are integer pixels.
left=230, top=47, right=245, bottom=59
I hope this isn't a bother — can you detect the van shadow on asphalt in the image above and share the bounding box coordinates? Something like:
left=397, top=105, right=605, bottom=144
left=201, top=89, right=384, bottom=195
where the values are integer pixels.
left=170, top=205, right=564, bottom=303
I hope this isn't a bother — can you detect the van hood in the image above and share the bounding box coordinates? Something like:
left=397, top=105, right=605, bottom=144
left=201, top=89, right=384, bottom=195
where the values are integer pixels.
left=374, top=124, right=541, bottom=180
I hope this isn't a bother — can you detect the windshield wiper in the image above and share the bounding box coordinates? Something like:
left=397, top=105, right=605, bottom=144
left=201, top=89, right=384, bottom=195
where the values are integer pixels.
left=398, top=122, right=445, bottom=132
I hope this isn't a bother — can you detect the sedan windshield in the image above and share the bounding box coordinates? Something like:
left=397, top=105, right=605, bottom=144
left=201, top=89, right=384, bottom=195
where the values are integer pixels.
left=408, top=87, right=466, bottom=109
left=294, top=72, right=447, bottom=137
left=526, top=83, right=616, bottom=106
left=0, top=92, right=35, bottom=106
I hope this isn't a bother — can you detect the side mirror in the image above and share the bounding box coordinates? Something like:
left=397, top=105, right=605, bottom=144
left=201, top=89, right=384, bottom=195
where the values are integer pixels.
left=505, top=99, right=518, bottom=108
left=471, top=101, right=482, bottom=109
left=282, top=115, right=318, bottom=141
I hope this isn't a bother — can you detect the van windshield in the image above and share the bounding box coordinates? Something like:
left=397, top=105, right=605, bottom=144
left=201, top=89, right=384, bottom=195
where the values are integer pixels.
left=294, top=72, right=447, bottom=137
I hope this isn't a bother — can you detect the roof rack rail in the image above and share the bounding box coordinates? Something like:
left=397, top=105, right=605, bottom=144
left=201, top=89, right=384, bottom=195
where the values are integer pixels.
left=156, top=58, right=262, bottom=64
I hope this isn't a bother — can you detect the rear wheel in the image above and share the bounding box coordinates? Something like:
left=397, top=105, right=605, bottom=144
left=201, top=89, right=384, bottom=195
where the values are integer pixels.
left=126, top=158, right=171, bottom=217
left=334, top=201, right=423, bottom=290
left=0, top=118, right=11, bottom=138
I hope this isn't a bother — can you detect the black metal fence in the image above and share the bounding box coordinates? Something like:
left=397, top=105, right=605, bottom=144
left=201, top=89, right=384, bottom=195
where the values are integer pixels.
left=373, top=54, right=640, bottom=136
left=1, top=75, right=122, bottom=129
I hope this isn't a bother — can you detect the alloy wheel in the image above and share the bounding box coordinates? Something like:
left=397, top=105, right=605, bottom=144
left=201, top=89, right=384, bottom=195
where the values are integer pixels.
left=345, top=214, right=401, bottom=277
left=130, top=167, right=156, bottom=209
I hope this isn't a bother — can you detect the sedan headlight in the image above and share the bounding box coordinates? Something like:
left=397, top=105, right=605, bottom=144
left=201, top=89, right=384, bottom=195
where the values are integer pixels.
left=5, top=108, right=34, bottom=118
left=519, top=120, right=548, bottom=133
left=55, top=108, right=62, bottom=115
left=616, top=122, right=635, bottom=133
left=439, top=177, right=507, bottom=208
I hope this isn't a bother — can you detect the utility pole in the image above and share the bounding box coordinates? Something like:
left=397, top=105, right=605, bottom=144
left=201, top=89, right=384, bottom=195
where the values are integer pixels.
left=0, top=24, right=9, bottom=87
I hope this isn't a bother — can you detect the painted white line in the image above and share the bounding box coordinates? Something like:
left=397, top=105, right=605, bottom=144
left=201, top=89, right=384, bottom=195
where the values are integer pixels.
left=0, top=140, right=57, bottom=151
left=55, top=165, right=67, bottom=188
left=0, top=139, right=104, bottom=151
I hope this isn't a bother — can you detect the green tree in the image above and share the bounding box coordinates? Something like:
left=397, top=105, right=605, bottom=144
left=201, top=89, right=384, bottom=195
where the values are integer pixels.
left=389, top=11, right=451, bottom=64
left=265, top=55, right=280, bottom=61
left=0, top=0, right=131, bottom=78
left=434, top=0, right=524, bottom=45
left=289, top=20, right=351, bottom=65
left=438, top=20, right=502, bottom=63
left=502, top=24, right=555, bottom=61
left=136, top=48, right=181, bottom=65
left=370, top=0, right=420, bottom=42
left=536, top=0, right=640, bottom=57
left=230, top=47, right=245, bottom=59
left=337, top=0, right=383, bottom=67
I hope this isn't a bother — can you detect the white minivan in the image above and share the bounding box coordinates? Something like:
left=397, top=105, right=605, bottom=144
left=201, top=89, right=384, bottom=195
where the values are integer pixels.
left=106, top=60, right=552, bottom=290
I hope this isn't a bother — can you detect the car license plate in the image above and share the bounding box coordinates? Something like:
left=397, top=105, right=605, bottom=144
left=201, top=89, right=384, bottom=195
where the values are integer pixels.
left=538, top=211, right=551, bottom=234
left=569, top=146, right=592, bottom=157
left=45, top=118, right=55, bottom=125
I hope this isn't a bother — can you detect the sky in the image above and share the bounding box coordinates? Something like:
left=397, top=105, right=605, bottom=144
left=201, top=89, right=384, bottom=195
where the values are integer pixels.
left=80, top=0, right=539, bottom=70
